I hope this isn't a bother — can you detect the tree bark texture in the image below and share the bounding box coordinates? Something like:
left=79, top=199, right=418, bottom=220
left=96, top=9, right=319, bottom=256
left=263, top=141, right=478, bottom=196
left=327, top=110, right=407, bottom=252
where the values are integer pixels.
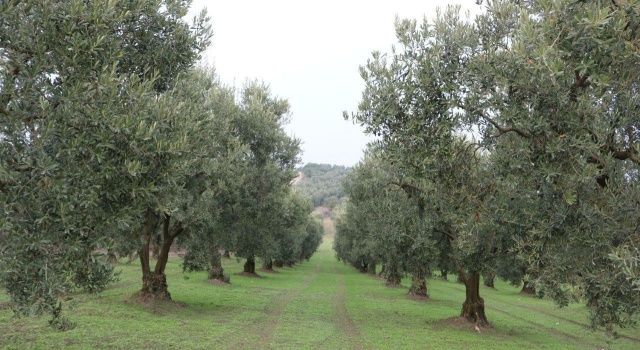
left=138, top=212, right=182, bottom=301
left=408, top=273, right=428, bottom=298
left=457, top=270, right=465, bottom=284
left=484, top=271, right=496, bottom=288
left=367, top=262, right=377, bottom=275
left=460, top=271, right=489, bottom=326
left=244, top=257, right=256, bottom=274
left=208, top=246, right=225, bottom=281
left=385, top=262, right=402, bottom=287
left=262, top=258, right=274, bottom=271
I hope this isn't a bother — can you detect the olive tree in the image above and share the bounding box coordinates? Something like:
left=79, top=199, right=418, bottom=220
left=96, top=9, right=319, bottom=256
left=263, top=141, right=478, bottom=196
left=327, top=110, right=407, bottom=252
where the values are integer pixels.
left=0, top=0, right=210, bottom=327
left=226, top=82, right=301, bottom=275
left=347, top=7, right=500, bottom=325
left=348, top=0, right=640, bottom=330
left=463, top=0, right=640, bottom=329
left=336, top=148, right=437, bottom=296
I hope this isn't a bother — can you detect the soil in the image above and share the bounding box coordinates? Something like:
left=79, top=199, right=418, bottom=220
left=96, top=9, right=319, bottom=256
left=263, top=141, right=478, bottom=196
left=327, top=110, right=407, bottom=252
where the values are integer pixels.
left=208, top=279, right=229, bottom=286
left=334, top=267, right=364, bottom=350
left=127, top=292, right=185, bottom=314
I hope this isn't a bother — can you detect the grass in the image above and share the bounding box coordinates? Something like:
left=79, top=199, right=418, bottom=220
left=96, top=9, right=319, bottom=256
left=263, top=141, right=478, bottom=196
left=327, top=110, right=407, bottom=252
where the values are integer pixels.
left=1, top=233, right=639, bottom=349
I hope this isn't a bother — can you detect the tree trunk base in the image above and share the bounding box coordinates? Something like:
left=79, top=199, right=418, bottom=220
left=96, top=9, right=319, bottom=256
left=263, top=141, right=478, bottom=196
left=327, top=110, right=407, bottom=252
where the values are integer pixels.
left=460, top=298, right=490, bottom=327
left=355, top=261, right=368, bottom=273
left=521, top=282, right=535, bottom=295
left=140, top=273, right=171, bottom=301
left=208, top=262, right=230, bottom=284
left=273, top=260, right=284, bottom=268
left=460, top=271, right=490, bottom=327
left=408, top=275, right=428, bottom=298
left=262, top=260, right=274, bottom=272
left=260, top=265, right=276, bottom=273
left=243, top=258, right=256, bottom=274
left=209, top=266, right=226, bottom=282
left=385, top=275, right=401, bottom=287
left=440, top=269, right=448, bottom=281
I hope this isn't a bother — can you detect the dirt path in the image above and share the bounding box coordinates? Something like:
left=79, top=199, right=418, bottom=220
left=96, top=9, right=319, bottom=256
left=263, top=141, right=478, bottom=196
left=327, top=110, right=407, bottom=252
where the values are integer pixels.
left=334, top=269, right=364, bottom=350
left=240, top=263, right=321, bottom=349
left=320, top=216, right=336, bottom=241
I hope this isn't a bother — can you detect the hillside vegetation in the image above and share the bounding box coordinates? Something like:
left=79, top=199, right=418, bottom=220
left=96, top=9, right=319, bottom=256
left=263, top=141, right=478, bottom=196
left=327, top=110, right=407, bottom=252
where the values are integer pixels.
left=295, top=163, right=350, bottom=209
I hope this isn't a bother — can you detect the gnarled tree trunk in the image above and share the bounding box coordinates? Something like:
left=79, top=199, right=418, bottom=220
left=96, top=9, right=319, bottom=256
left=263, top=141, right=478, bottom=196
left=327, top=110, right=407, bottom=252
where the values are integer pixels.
left=408, top=272, right=428, bottom=298
left=139, top=212, right=182, bottom=301
left=385, top=262, right=402, bottom=287
left=483, top=271, right=496, bottom=288
left=274, top=260, right=284, bottom=268
left=223, top=250, right=231, bottom=258
left=208, top=246, right=225, bottom=281
left=367, top=262, right=377, bottom=275
left=357, top=260, right=368, bottom=273
left=244, top=257, right=256, bottom=274
left=141, top=272, right=170, bottom=300
left=262, top=258, right=274, bottom=272
left=460, top=270, right=489, bottom=326
left=440, top=269, right=448, bottom=280
left=456, top=270, right=465, bottom=284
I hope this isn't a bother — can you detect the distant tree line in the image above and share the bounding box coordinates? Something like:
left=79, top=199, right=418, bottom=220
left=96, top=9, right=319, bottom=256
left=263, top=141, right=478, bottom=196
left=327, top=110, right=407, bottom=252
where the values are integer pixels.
left=0, top=0, right=322, bottom=329
left=336, top=0, right=640, bottom=331
left=295, top=163, right=350, bottom=209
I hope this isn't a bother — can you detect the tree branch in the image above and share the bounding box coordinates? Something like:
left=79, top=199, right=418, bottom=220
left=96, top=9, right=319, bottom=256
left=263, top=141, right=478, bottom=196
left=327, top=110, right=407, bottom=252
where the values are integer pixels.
left=389, top=180, right=423, bottom=198
left=610, top=147, right=640, bottom=165
left=479, top=111, right=531, bottom=138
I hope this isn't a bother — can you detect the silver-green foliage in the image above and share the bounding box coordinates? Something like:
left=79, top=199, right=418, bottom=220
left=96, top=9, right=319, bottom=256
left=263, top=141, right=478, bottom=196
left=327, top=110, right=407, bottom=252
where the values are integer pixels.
left=344, top=0, right=639, bottom=329
left=0, top=0, right=210, bottom=326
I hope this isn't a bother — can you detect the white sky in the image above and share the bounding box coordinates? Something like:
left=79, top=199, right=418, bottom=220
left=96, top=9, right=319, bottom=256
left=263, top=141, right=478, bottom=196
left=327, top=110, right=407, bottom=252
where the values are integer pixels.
left=189, top=0, right=479, bottom=166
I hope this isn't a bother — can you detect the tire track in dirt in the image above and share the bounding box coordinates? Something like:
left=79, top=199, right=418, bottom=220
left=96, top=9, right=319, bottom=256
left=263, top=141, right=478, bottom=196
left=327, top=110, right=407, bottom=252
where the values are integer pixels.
left=235, top=263, right=321, bottom=350
left=334, top=267, right=365, bottom=350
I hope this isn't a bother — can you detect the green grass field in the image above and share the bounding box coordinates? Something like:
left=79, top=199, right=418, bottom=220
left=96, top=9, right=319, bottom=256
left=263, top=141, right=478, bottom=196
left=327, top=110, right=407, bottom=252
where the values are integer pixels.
left=1, top=231, right=639, bottom=349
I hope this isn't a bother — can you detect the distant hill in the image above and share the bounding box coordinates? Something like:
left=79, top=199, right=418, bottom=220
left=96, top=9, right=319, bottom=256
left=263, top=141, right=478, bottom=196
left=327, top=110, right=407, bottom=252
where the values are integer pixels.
left=294, top=163, right=350, bottom=209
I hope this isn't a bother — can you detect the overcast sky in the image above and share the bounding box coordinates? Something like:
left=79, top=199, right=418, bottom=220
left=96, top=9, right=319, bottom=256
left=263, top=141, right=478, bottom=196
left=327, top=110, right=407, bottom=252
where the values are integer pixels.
left=189, top=0, right=479, bottom=166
